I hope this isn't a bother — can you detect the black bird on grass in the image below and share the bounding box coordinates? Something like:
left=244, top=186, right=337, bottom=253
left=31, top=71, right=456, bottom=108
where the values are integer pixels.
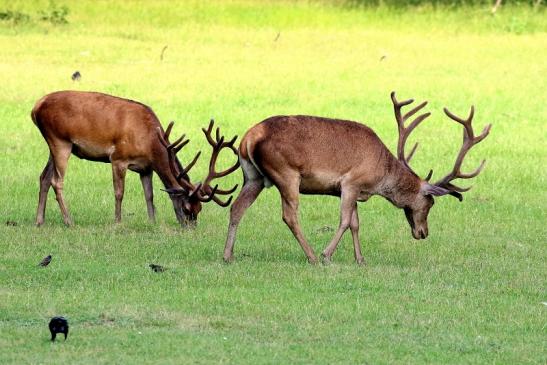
left=71, top=71, right=81, bottom=81
left=149, top=264, right=165, bottom=272
left=39, top=255, right=52, bottom=267
left=49, top=316, right=69, bottom=341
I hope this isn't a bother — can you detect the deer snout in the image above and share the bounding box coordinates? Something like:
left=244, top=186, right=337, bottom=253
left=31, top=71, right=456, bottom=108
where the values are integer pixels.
left=179, top=212, right=198, bottom=228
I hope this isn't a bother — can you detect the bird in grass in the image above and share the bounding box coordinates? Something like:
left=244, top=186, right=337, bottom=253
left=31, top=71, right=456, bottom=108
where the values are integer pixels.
left=39, top=255, right=52, bottom=267
left=71, top=71, right=81, bottom=81
left=149, top=264, right=165, bottom=272
left=49, top=316, right=69, bottom=341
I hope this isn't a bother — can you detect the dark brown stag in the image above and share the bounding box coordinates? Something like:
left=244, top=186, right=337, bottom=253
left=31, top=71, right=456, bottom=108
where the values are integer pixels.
left=224, top=92, right=491, bottom=264
left=31, top=90, right=238, bottom=226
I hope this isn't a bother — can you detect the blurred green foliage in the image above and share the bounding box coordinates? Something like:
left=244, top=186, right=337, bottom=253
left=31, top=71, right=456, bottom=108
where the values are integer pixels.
left=343, top=0, right=543, bottom=6
left=0, top=0, right=68, bottom=26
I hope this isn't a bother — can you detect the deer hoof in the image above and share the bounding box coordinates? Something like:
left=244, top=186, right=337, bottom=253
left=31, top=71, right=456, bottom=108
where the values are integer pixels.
left=223, top=255, right=234, bottom=264
left=320, top=253, right=332, bottom=265
left=307, top=256, right=319, bottom=265
left=356, top=257, right=366, bottom=266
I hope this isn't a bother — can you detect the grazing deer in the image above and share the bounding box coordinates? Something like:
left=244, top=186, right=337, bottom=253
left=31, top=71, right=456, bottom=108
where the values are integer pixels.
left=31, top=91, right=239, bottom=226
left=224, top=92, right=491, bottom=264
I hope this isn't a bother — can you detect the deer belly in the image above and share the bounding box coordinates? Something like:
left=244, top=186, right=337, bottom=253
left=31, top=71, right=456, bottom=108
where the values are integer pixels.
left=71, top=140, right=113, bottom=163
left=299, top=172, right=341, bottom=195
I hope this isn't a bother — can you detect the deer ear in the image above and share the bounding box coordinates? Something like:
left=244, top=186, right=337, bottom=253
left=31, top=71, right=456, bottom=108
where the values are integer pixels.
left=161, top=188, right=186, bottom=196
left=421, top=184, right=464, bottom=202
left=421, top=184, right=450, bottom=197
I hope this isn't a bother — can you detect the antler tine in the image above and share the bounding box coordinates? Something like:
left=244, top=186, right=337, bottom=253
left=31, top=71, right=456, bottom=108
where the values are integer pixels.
left=199, top=183, right=236, bottom=206
left=177, top=151, right=201, bottom=179
left=157, top=124, right=187, bottom=152
left=458, top=159, right=486, bottom=179
left=172, top=136, right=189, bottom=154
left=403, top=101, right=428, bottom=121
left=390, top=91, right=431, bottom=171
left=434, top=106, right=492, bottom=193
left=194, top=184, right=219, bottom=203
left=188, top=182, right=203, bottom=198
left=226, top=135, right=237, bottom=147
left=406, top=142, right=419, bottom=163
left=475, top=123, right=492, bottom=144
left=164, top=121, right=175, bottom=140
left=202, top=119, right=216, bottom=146
left=213, top=184, right=238, bottom=195
left=156, top=127, right=169, bottom=148
left=211, top=194, right=233, bottom=207
left=215, top=126, right=221, bottom=143
left=424, top=169, right=433, bottom=182
left=391, top=91, right=413, bottom=108
left=444, top=106, right=475, bottom=139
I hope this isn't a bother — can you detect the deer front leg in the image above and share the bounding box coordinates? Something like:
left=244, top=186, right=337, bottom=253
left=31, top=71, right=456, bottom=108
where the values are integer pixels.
left=140, top=171, right=155, bottom=222
left=278, top=184, right=318, bottom=264
left=350, top=203, right=365, bottom=265
left=321, top=188, right=358, bottom=264
left=112, top=162, right=128, bottom=223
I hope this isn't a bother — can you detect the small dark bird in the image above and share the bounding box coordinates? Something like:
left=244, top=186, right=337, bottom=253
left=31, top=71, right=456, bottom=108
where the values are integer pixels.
left=39, top=255, right=52, bottom=267
left=71, top=71, right=81, bottom=81
left=149, top=264, right=165, bottom=272
left=49, top=316, right=69, bottom=341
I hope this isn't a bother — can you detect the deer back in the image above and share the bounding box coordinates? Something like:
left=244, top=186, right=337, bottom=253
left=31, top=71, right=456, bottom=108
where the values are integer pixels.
left=31, top=91, right=163, bottom=164
left=240, top=115, right=401, bottom=194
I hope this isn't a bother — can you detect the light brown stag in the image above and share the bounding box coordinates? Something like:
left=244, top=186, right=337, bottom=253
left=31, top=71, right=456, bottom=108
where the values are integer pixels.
left=31, top=90, right=239, bottom=226
left=224, top=92, right=491, bottom=264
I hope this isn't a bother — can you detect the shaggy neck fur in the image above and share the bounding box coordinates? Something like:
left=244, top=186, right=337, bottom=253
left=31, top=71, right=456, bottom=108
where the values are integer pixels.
left=377, top=156, right=422, bottom=208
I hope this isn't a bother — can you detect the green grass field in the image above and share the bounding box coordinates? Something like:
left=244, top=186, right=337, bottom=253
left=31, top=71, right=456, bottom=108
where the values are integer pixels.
left=0, top=1, right=546, bottom=364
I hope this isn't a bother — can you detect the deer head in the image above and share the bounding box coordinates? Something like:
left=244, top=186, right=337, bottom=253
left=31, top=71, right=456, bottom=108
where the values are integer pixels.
left=391, top=92, right=492, bottom=239
left=156, top=120, right=240, bottom=225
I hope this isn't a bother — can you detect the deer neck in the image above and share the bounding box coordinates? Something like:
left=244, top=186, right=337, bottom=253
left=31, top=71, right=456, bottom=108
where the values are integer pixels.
left=378, top=157, right=421, bottom=208
left=152, top=154, right=187, bottom=191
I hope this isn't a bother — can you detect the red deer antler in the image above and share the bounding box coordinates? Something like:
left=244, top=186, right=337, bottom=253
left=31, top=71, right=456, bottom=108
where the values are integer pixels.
left=433, top=106, right=492, bottom=199
left=199, top=119, right=240, bottom=207
left=157, top=120, right=239, bottom=206
left=156, top=121, right=198, bottom=192
left=390, top=92, right=431, bottom=172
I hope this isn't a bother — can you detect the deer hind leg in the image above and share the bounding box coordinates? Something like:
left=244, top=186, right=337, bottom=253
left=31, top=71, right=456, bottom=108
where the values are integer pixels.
left=321, top=188, right=358, bottom=264
left=112, top=162, right=128, bottom=223
left=36, top=154, right=55, bottom=226
left=139, top=171, right=155, bottom=222
left=223, top=174, right=264, bottom=263
left=350, top=203, right=365, bottom=265
left=276, top=179, right=318, bottom=264
left=50, top=143, right=73, bottom=226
